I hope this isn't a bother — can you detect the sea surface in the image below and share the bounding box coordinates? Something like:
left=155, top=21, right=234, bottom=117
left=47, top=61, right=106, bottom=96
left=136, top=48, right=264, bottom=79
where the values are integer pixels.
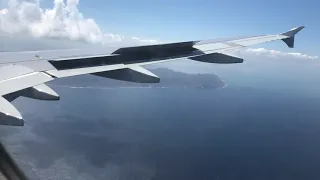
left=1, top=86, right=320, bottom=180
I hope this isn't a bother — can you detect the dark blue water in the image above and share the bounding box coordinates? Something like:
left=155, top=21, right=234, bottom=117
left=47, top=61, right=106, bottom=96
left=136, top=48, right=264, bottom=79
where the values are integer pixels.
left=2, top=87, right=320, bottom=180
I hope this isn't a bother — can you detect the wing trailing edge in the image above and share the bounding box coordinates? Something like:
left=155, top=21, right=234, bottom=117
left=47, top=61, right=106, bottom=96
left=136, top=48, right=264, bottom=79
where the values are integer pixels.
left=189, top=52, right=243, bottom=64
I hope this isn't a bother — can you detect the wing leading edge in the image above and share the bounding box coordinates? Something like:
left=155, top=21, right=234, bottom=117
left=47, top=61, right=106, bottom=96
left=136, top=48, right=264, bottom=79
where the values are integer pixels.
left=0, top=26, right=305, bottom=126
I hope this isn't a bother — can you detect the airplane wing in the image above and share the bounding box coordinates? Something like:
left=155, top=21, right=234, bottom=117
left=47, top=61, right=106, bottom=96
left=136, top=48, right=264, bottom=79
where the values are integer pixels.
left=0, top=26, right=305, bottom=126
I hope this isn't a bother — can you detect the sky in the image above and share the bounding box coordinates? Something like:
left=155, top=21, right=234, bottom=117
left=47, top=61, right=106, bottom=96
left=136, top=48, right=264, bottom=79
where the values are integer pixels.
left=0, top=0, right=319, bottom=53
left=38, top=0, right=319, bottom=55
left=0, top=0, right=320, bottom=94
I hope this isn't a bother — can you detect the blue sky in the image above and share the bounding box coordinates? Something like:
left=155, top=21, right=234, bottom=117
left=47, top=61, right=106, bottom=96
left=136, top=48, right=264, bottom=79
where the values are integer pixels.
left=1, top=0, right=318, bottom=56
left=1, top=0, right=320, bottom=94
left=46, top=0, right=319, bottom=56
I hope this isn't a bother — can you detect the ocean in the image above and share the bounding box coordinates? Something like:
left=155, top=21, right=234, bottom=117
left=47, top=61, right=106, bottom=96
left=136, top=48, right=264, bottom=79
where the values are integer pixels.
left=1, top=85, right=320, bottom=180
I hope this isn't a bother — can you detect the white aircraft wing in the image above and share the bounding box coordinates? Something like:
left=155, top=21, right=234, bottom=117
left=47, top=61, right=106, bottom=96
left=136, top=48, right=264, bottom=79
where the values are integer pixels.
left=0, top=26, right=304, bottom=126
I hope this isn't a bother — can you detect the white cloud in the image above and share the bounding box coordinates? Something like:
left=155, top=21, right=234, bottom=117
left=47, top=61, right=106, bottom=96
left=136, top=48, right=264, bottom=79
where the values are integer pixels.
left=243, top=48, right=319, bottom=60
left=0, top=0, right=158, bottom=45
left=0, top=9, right=8, bottom=15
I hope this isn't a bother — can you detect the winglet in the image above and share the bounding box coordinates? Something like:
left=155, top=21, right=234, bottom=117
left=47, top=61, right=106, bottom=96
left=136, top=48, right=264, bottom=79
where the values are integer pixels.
left=280, top=26, right=305, bottom=48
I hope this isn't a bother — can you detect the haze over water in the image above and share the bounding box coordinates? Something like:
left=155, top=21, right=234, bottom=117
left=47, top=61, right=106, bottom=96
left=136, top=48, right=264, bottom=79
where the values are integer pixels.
left=1, top=79, right=320, bottom=180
